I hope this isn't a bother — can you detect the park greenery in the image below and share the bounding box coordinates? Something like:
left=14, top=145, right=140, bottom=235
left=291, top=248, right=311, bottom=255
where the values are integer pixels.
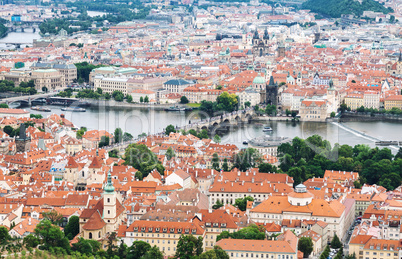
left=277, top=135, right=402, bottom=190
left=40, top=1, right=151, bottom=35
left=124, top=143, right=165, bottom=179
left=0, top=79, right=37, bottom=95
left=302, top=0, right=393, bottom=18
left=216, top=224, right=265, bottom=242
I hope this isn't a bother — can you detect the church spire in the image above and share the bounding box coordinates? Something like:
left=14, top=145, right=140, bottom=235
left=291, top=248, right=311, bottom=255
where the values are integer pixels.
left=104, top=172, right=115, bottom=193
left=263, top=28, right=269, bottom=40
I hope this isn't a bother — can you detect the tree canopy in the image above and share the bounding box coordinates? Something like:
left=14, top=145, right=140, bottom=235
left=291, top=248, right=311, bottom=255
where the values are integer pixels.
left=216, top=224, right=265, bottom=242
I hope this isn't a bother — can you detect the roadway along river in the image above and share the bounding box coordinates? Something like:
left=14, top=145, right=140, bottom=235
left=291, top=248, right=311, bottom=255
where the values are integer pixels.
left=24, top=105, right=402, bottom=150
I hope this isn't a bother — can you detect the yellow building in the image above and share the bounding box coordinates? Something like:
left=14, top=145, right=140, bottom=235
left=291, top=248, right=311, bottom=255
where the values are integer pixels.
left=349, top=235, right=402, bottom=259
left=344, top=94, right=363, bottom=111
left=120, top=221, right=206, bottom=256
left=31, top=69, right=65, bottom=91
left=384, top=95, right=402, bottom=110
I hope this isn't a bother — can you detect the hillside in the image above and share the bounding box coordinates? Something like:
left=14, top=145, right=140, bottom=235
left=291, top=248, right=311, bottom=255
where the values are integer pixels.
left=302, top=0, right=393, bottom=18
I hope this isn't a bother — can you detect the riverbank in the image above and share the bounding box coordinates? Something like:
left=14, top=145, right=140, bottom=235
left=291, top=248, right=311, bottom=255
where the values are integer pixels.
left=78, top=99, right=189, bottom=110
left=340, top=112, right=402, bottom=122
left=251, top=116, right=290, bottom=122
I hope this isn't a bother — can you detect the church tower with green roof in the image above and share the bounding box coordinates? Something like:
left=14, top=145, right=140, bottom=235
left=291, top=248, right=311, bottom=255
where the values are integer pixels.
left=103, top=172, right=117, bottom=220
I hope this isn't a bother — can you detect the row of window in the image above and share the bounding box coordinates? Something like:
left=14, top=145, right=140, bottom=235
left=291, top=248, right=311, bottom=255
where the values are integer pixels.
left=230, top=253, right=294, bottom=259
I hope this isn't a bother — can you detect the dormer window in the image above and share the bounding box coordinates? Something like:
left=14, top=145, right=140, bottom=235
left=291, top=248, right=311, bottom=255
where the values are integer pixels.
left=134, top=227, right=138, bottom=232
left=163, top=228, right=167, bottom=233
left=170, top=228, right=175, bottom=233
left=148, top=227, right=153, bottom=232
left=213, top=223, right=219, bottom=227
left=206, top=222, right=211, bottom=227
left=141, top=227, right=145, bottom=232
left=155, top=228, right=160, bottom=232
left=221, top=223, right=226, bottom=228
left=178, top=229, right=182, bottom=233
left=185, top=229, right=189, bottom=234
left=191, top=229, right=196, bottom=234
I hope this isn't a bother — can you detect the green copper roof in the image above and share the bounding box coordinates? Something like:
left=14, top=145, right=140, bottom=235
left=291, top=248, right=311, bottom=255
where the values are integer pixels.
left=253, top=75, right=265, bottom=84
left=104, top=172, right=115, bottom=193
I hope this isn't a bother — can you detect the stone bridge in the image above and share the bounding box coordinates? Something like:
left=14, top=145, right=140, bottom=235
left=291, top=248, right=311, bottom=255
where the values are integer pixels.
left=102, top=109, right=256, bottom=152
left=0, top=92, right=58, bottom=106
left=177, top=108, right=255, bottom=134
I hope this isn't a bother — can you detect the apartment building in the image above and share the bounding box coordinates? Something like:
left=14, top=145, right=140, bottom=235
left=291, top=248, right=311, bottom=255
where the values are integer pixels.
left=249, top=184, right=347, bottom=239
left=94, top=76, right=129, bottom=95
left=384, top=95, right=402, bottom=110
left=216, top=231, right=298, bottom=259
left=120, top=221, right=206, bottom=256
left=209, top=180, right=293, bottom=208
left=344, top=94, right=364, bottom=110
left=349, top=235, right=402, bottom=259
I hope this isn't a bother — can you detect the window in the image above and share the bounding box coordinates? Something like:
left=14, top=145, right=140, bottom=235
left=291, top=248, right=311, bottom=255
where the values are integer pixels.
left=89, top=232, right=92, bottom=239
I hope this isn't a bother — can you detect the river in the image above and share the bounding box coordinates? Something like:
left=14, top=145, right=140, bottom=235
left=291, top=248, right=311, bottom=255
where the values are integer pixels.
left=0, top=31, right=41, bottom=49
left=23, top=105, right=402, bottom=151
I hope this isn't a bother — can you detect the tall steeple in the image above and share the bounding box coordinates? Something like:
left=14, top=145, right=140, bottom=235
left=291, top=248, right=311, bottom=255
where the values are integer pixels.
left=253, top=30, right=259, bottom=40
left=104, top=172, right=115, bottom=194
left=263, top=28, right=269, bottom=40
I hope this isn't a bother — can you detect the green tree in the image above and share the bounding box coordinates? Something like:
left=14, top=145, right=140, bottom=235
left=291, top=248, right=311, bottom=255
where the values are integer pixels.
left=142, top=245, right=164, bottom=259
left=64, top=215, right=79, bottom=240
left=234, top=196, right=254, bottom=211
left=216, top=224, right=265, bottom=241
left=96, top=88, right=103, bottom=95
left=258, top=162, right=274, bottom=173
left=166, top=147, right=175, bottom=161
left=265, top=104, right=277, bottom=115
left=140, top=96, right=144, bottom=103
left=114, top=128, right=123, bottom=144
left=124, top=143, right=165, bottom=178
left=76, top=127, right=87, bottom=139
left=175, top=235, right=203, bottom=259
left=144, top=95, right=149, bottom=103
left=23, top=234, right=39, bottom=248
left=123, top=132, right=133, bottom=142
left=213, top=134, right=221, bottom=143
left=127, top=241, right=151, bottom=259
left=0, top=103, right=9, bottom=108
left=233, top=148, right=262, bottom=171
left=212, top=199, right=224, bottom=210
left=244, top=101, right=251, bottom=108
left=199, top=246, right=229, bottom=259
left=180, top=96, right=189, bottom=104
left=98, top=136, right=110, bottom=148
left=127, top=95, right=133, bottom=103
left=3, top=125, right=14, bottom=136
left=42, top=210, right=63, bottom=225
left=0, top=226, right=10, bottom=245
left=222, top=158, right=229, bottom=171
left=298, top=237, right=314, bottom=258
left=212, top=153, right=220, bottom=171
left=215, top=91, right=238, bottom=112
left=165, top=124, right=176, bottom=135
left=330, top=112, right=336, bottom=118
left=72, top=238, right=101, bottom=255
left=34, top=220, right=70, bottom=253
left=285, top=109, right=291, bottom=116
left=198, top=129, right=209, bottom=139
left=331, top=234, right=342, bottom=249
